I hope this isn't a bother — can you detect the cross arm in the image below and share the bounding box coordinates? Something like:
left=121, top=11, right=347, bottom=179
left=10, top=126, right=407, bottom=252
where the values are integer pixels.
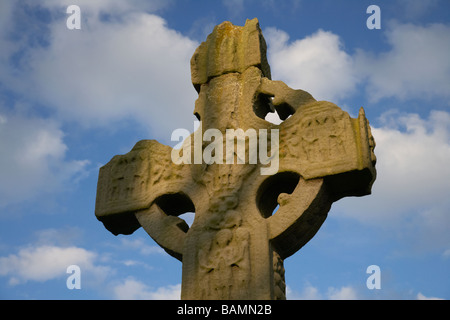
left=265, top=97, right=376, bottom=259
left=95, top=140, right=192, bottom=251
left=277, top=101, right=376, bottom=199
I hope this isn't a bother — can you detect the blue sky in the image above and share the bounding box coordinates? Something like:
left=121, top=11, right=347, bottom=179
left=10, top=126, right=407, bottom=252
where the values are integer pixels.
left=0, top=0, right=449, bottom=300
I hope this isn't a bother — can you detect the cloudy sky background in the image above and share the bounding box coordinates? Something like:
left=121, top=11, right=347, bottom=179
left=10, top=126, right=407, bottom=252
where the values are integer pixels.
left=0, top=0, right=449, bottom=299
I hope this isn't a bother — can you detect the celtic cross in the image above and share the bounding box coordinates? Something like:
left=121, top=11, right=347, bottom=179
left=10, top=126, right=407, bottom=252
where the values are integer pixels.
left=95, top=18, right=376, bottom=300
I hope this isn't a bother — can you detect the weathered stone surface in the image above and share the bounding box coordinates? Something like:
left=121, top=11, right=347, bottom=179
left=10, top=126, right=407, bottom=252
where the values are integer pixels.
left=191, top=19, right=271, bottom=91
left=95, top=18, right=376, bottom=300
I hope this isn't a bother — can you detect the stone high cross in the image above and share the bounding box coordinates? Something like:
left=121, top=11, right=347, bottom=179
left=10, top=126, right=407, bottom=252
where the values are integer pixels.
left=95, top=19, right=376, bottom=300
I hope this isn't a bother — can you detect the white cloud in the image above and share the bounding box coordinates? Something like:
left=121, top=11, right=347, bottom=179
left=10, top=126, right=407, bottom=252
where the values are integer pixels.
left=264, top=21, right=450, bottom=104
left=222, top=0, right=245, bottom=17
left=355, top=22, right=450, bottom=102
left=118, top=238, right=165, bottom=255
left=34, top=227, right=83, bottom=247
left=327, top=286, right=358, bottom=300
left=221, top=0, right=302, bottom=18
left=265, top=27, right=359, bottom=102
left=0, top=2, right=14, bottom=33
left=0, top=227, right=113, bottom=289
left=38, top=0, right=173, bottom=16
left=442, top=249, right=450, bottom=259
left=287, top=284, right=322, bottom=300
left=334, top=110, right=450, bottom=252
left=113, top=278, right=180, bottom=300
left=287, top=284, right=359, bottom=300
left=394, top=0, right=440, bottom=19
left=0, top=245, right=99, bottom=285
left=289, top=284, right=447, bottom=300
left=416, top=292, right=444, bottom=300
left=3, top=2, right=198, bottom=141
left=0, top=110, right=89, bottom=207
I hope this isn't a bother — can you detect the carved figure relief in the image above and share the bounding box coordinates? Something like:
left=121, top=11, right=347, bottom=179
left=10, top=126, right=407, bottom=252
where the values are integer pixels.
left=196, top=160, right=256, bottom=198
left=150, top=150, right=183, bottom=186
left=279, top=123, right=300, bottom=159
left=198, top=227, right=250, bottom=299
left=107, top=150, right=149, bottom=202
left=299, top=109, right=350, bottom=164
left=197, top=196, right=251, bottom=299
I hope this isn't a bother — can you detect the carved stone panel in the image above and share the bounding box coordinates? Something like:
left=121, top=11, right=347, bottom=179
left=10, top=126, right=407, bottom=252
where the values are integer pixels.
left=95, top=140, right=186, bottom=218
